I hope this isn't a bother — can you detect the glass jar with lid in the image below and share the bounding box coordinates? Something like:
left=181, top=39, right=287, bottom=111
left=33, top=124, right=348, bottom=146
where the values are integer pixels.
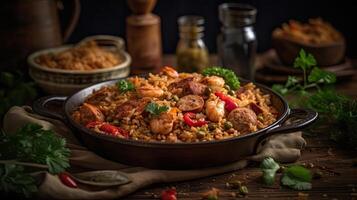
left=176, top=15, right=209, bottom=72
left=217, top=3, right=257, bottom=80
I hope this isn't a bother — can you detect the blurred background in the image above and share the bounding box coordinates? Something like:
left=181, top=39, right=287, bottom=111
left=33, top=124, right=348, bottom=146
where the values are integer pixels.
left=60, top=0, right=357, bottom=57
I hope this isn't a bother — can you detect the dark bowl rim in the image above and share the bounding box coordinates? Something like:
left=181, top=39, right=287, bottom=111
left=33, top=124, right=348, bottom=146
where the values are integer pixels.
left=63, top=77, right=289, bottom=148
left=272, top=34, right=346, bottom=49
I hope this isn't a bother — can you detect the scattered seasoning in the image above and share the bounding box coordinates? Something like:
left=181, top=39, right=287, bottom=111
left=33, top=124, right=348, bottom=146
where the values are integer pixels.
left=298, top=192, right=309, bottom=200
left=59, top=172, right=78, bottom=188
left=226, top=180, right=242, bottom=189
left=307, top=163, right=315, bottom=168
left=238, top=185, right=249, bottom=196
left=313, top=170, right=323, bottom=179
left=202, top=187, right=220, bottom=200
left=161, top=188, right=177, bottom=200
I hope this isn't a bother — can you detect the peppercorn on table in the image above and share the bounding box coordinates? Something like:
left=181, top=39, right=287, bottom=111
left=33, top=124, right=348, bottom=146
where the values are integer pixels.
left=124, top=55, right=357, bottom=200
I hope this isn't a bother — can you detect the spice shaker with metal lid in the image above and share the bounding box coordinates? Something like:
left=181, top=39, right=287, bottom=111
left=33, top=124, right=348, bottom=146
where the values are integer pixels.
left=176, top=15, right=209, bottom=73
left=217, top=3, right=257, bottom=80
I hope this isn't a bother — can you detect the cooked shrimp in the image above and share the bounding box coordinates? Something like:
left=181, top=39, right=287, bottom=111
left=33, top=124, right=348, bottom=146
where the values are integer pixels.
left=136, top=84, right=164, bottom=98
left=205, top=96, right=225, bottom=122
left=161, top=66, right=179, bottom=78
left=150, top=112, right=175, bottom=135
left=77, top=103, right=105, bottom=125
left=202, top=76, right=225, bottom=92
left=202, top=76, right=225, bottom=87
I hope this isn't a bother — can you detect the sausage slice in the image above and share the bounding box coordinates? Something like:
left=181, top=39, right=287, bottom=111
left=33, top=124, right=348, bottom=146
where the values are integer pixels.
left=177, top=95, right=204, bottom=112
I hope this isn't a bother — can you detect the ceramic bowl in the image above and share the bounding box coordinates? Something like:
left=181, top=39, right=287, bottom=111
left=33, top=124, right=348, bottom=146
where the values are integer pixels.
left=28, top=35, right=131, bottom=95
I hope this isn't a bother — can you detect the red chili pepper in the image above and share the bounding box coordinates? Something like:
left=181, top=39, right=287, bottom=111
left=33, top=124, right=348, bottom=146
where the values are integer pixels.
left=59, top=172, right=77, bottom=188
left=161, top=188, right=177, bottom=200
left=85, top=121, right=104, bottom=129
left=99, top=124, right=129, bottom=138
left=215, top=92, right=238, bottom=112
left=183, top=112, right=207, bottom=127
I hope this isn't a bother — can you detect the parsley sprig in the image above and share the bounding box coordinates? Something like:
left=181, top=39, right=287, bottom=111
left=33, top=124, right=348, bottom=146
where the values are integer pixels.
left=117, top=80, right=135, bottom=93
left=145, top=102, right=169, bottom=116
left=272, top=49, right=357, bottom=149
left=0, top=163, right=37, bottom=198
left=202, top=67, right=240, bottom=90
left=272, top=49, right=336, bottom=105
left=0, top=123, right=71, bottom=197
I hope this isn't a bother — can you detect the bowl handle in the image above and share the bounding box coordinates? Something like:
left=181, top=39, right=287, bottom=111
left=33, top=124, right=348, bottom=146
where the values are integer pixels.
left=254, top=108, right=318, bottom=152
left=32, top=96, right=67, bottom=121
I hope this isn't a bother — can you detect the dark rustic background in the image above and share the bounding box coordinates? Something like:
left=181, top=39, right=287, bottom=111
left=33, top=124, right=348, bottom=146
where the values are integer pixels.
left=61, top=0, right=357, bottom=58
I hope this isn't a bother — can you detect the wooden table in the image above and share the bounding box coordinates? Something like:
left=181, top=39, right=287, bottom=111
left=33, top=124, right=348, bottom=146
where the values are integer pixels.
left=126, top=55, right=357, bottom=200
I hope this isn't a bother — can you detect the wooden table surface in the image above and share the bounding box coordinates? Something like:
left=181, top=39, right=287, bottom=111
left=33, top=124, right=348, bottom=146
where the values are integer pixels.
left=125, top=55, right=357, bottom=200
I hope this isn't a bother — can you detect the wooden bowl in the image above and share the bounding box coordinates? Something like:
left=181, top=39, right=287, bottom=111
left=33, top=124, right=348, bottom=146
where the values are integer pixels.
left=272, top=34, right=346, bottom=66
left=28, top=36, right=131, bottom=95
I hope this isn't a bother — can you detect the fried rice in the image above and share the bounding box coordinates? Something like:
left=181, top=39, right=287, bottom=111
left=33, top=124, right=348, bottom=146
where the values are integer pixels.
left=72, top=67, right=278, bottom=143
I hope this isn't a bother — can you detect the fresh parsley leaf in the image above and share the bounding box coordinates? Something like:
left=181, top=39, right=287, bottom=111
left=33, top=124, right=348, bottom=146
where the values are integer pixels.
left=286, top=76, right=299, bottom=87
left=145, top=102, right=169, bottom=116
left=0, top=123, right=70, bottom=174
left=308, top=67, right=336, bottom=84
left=260, top=157, right=280, bottom=185
left=272, top=84, right=288, bottom=95
left=293, top=49, right=316, bottom=71
left=272, top=76, right=299, bottom=96
left=281, top=165, right=312, bottom=190
left=202, top=67, right=240, bottom=90
left=0, top=163, right=37, bottom=198
left=117, top=80, right=135, bottom=93
left=281, top=174, right=312, bottom=190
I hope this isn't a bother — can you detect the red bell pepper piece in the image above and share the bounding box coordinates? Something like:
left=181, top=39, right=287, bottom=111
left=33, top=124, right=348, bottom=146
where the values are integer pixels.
left=85, top=121, right=104, bottom=128
left=161, top=188, right=177, bottom=200
left=183, top=112, right=207, bottom=127
left=99, top=124, right=129, bottom=138
left=59, top=172, right=77, bottom=188
left=215, top=92, right=238, bottom=112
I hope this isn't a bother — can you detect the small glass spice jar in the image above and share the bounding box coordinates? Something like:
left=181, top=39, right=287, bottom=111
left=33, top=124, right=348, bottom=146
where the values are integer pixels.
left=176, top=15, right=209, bottom=72
left=217, top=3, right=257, bottom=80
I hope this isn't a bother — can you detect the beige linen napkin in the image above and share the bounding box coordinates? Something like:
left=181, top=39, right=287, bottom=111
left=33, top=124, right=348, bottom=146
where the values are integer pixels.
left=3, top=106, right=306, bottom=199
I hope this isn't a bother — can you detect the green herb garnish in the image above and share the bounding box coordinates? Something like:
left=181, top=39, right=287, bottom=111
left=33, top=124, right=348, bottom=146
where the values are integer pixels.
left=260, top=157, right=280, bottom=185
left=308, top=67, right=336, bottom=84
left=272, top=49, right=356, bottom=150
left=145, top=102, right=169, bottom=116
left=117, top=80, right=135, bottom=93
left=281, top=165, right=312, bottom=190
left=0, top=163, right=37, bottom=198
left=202, top=67, right=240, bottom=90
left=0, top=123, right=71, bottom=197
left=0, top=123, right=70, bottom=174
left=272, top=49, right=336, bottom=106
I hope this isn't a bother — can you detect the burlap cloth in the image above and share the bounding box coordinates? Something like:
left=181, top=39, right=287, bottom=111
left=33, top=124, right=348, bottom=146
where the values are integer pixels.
left=3, top=106, right=306, bottom=199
